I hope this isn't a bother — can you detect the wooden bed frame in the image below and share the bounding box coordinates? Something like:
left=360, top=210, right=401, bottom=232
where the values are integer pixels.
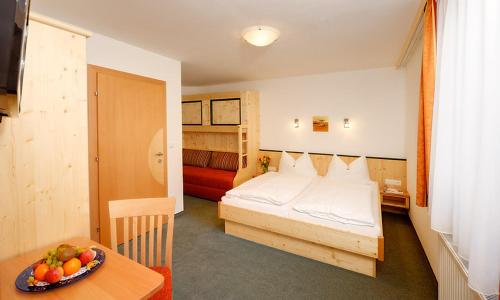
left=218, top=200, right=384, bottom=277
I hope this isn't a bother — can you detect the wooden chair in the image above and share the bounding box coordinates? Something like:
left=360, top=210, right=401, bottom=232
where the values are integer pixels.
left=109, top=197, right=175, bottom=299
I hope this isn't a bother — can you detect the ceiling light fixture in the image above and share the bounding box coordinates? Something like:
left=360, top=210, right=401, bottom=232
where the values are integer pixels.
left=242, top=25, right=280, bottom=47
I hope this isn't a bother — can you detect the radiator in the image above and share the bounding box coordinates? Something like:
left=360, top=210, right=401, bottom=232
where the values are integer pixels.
left=438, top=234, right=493, bottom=300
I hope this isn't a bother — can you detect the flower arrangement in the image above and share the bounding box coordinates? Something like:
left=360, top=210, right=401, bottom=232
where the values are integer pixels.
left=258, top=155, right=271, bottom=173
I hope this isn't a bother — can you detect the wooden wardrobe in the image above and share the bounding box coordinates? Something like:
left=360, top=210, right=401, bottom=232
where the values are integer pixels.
left=0, top=14, right=91, bottom=260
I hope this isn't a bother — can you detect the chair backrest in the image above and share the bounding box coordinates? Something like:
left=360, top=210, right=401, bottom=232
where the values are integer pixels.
left=108, top=197, right=175, bottom=269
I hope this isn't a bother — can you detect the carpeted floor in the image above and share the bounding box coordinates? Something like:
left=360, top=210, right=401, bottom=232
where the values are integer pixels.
left=170, top=195, right=437, bottom=300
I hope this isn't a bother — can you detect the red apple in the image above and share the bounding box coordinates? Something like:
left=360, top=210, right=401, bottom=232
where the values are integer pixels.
left=45, top=268, right=62, bottom=284
left=78, top=249, right=96, bottom=266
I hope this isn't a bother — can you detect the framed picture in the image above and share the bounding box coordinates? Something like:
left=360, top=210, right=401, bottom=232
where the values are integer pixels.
left=210, top=98, right=241, bottom=125
left=312, top=116, right=329, bottom=132
left=182, top=100, right=203, bottom=125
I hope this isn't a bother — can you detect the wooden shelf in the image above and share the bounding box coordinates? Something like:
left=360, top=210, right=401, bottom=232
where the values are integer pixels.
left=382, top=199, right=407, bottom=208
left=381, top=191, right=410, bottom=211
left=182, top=125, right=239, bottom=133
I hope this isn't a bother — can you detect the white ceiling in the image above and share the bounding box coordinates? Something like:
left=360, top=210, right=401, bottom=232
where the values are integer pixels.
left=32, top=0, right=419, bottom=86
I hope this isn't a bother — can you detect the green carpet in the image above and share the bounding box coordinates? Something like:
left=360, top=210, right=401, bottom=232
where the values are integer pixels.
left=169, top=196, right=437, bottom=299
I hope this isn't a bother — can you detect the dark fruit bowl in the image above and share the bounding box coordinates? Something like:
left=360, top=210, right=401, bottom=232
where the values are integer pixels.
left=15, top=248, right=106, bottom=292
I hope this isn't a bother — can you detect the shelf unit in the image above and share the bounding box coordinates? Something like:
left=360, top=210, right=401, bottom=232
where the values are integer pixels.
left=182, top=124, right=248, bottom=170
left=381, top=191, right=410, bottom=213
left=182, top=91, right=259, bottom=187
left=238, top=125, right=249, bottom=169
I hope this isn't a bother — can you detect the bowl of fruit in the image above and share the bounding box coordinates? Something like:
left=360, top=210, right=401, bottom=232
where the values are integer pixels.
left=15, top=244, right=105, bottom=292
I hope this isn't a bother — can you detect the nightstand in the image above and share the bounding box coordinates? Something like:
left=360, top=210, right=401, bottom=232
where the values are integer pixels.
left=381, top=191, right=410, bottom=213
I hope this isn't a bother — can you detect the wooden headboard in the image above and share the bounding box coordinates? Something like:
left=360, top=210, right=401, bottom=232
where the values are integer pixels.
left=258, top=149, right=407, bottom=190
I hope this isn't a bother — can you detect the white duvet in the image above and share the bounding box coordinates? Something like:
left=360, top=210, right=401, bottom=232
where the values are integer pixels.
left=225, top=172, right=315, bottom=206
left=293, top=179, right=376, bottom=226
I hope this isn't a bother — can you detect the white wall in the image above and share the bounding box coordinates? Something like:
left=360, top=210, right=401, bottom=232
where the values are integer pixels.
left=404, top=39, right=439, bottom=275
left=183, top=68, right=407, bottom=158
left=87, top=34, right=183, bottom=213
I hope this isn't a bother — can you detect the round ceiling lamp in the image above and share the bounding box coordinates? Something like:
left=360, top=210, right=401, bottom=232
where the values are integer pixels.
left=241, top=25, right=280, bottom=47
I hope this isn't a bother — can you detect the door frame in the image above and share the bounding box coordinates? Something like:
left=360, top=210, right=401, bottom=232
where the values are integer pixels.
left=87, top=64, right=168, bottom=242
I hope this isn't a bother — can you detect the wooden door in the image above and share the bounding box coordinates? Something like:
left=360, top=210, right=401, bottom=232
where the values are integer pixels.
left=88, top=65, right=167, bottom=247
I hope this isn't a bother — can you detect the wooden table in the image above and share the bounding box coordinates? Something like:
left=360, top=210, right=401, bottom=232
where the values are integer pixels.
left=0, top=237, right=164, bottom=299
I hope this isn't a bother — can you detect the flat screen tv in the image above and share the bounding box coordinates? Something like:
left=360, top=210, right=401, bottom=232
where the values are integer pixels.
left=0, top=0, right=30, bottom=119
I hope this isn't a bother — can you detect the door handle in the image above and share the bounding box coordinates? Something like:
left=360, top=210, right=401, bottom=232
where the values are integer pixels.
left=154, top=152, right=164, bottom=157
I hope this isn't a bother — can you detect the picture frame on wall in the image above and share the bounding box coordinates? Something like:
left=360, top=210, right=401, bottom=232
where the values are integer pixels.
left=312, top=115, right=329, bottom=132
left=210, top=98, right=241, bottom=125
left=182, top=100, right=203, bottom=125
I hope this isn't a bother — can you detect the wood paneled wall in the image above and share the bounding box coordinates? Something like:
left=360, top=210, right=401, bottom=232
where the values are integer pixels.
left=259, top=150, right=407, bottom=190
left=183, top=132, right=239, bottom=153
left=0, top=16, right=90, bottom=260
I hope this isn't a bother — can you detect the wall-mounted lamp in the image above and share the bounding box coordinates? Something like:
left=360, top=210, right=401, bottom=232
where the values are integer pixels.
left=344, top=118, right=350, bottom=128
left=294, top=118, right=300, bottom=128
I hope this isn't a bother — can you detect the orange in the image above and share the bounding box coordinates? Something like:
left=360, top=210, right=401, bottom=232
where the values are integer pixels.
left=34, top=263, right=50, bottom=281
left=63, top=257, right=81, bottom=276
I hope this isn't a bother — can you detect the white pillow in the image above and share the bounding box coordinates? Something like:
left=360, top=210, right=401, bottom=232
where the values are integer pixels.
left=347, top=156, right=370, bottom=181
left=278, top=151, right=317, bottom=177
left=279, top=151, right=296, bottom=175
left=294, top=153, right=317, bottom=177
left=326, top=155, right=349, bottom=180
left=326, top=155, right=370, bottom=182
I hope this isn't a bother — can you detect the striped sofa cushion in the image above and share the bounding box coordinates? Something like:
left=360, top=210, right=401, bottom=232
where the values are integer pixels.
left=208, top=152, right=239, bottom=171
left=183, top=149, right=212, bottom=168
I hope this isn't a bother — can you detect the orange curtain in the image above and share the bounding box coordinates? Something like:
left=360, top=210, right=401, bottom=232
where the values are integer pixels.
left=416, top=0, right=437, bottom=207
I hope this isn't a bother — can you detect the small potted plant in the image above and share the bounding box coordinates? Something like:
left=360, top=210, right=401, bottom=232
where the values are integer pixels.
left=258, top=155, right=271, bottom=174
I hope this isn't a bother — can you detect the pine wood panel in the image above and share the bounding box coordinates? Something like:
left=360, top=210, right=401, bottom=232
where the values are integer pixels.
left=182, top=125, right=239, bottom=133
left=219, top=203, right=379, bottom=258
left=225, top=221, right=376, bottom=277
left=0, top=19, right=90, bottom=260
left=259, top=150, right=407, bottom=190
left=219, top=202, right=383, bottom=277
left=183, top=132, right=239, bottom=153
left=233, top=91, right=260, bottom=186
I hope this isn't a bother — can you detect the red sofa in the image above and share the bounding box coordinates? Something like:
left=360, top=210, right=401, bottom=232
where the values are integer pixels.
left=183, top=149, right=238, bottom=202
left=183, top=165, right=236, bottom=202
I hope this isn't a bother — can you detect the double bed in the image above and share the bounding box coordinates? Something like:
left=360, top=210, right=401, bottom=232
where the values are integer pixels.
left=218, top=170, right=384, bottom=277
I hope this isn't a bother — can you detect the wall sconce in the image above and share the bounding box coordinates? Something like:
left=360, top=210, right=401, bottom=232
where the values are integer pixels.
left=294, top=118, right=300, bottom=128
left=344, top=118, right=350, bottom=128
